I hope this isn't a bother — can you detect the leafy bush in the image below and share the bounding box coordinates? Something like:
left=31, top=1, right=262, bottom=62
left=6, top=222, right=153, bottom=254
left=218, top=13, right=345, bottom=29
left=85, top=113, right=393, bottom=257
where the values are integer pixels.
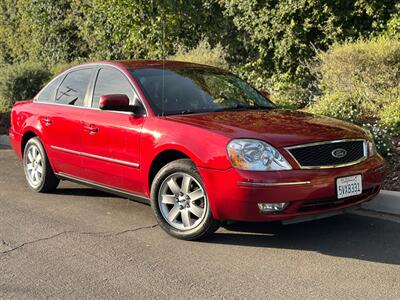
left=308, top=92, right=363, bottom=122
left=75, top=0, right=229, bottom=61
left=50, top=60, right=84, bottom=76
left=267, top=73, right=317, bottom=109
left=308, top=36, right=400, bottom=155
left=0, top=62, right=51, bottom=107
left=386, top=3, right=400, bottom=38
left=380, top=98, right=400, bottom=133
left=313, top=36, right=400, bottom=115
left=170, top=39, right=229, bottom=69
left=219, top=0, right=398, bottom=78
left=363, top=121, right=394, bottom=156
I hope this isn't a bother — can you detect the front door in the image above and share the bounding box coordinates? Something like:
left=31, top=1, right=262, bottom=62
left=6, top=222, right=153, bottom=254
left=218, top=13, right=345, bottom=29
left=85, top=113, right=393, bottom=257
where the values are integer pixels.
left=80, top=67, right=145, bottom=194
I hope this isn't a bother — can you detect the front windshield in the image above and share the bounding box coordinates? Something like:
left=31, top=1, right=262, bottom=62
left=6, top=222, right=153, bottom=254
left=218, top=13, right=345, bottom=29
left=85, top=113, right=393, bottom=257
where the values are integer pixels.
left=130, top=67, right=274, bottom=116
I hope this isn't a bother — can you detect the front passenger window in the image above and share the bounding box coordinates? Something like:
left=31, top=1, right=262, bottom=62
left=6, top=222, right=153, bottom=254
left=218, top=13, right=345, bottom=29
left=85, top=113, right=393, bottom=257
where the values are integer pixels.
left=56, top=69, right=92, bottom=106
left=92, top=68, right=137, bottom=108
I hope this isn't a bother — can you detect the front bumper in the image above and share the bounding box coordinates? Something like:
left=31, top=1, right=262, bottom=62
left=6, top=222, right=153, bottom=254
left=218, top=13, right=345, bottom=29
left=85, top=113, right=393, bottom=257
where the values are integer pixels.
left=198, top=155, right=385, bottom=222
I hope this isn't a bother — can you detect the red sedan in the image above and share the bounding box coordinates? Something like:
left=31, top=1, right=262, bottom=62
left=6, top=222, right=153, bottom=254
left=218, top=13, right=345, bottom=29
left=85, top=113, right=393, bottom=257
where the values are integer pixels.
left=9, top=60, right=385, bottom=240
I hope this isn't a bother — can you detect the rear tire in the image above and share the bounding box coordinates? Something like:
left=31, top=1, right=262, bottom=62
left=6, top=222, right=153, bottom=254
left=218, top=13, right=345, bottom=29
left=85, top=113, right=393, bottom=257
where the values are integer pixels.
left=150, top=159, right=220, bottom=240
left=23, top=137, right=59, bottom=193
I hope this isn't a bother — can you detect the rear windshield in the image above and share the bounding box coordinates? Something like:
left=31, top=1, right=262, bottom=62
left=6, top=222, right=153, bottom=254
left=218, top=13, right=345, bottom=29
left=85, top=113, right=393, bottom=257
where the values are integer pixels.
left=130, top=67, right=274, bottom=116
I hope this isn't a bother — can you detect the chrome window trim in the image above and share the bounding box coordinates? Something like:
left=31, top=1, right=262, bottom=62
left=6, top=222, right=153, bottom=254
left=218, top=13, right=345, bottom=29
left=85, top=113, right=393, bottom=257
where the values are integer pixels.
left=51, top=145, right=140, bottom=168
left=284, top=139, right=368, bottom=169
left=32, top=101, right=136, bottom=115
left=33, top=63, right=149, bottom=116
left=238, top=181, right=311, bottom=187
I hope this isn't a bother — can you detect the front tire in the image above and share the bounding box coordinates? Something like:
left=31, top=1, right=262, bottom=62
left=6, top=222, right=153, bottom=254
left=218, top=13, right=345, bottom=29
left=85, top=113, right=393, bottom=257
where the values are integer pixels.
left=150, top=159, right=220, bottom=240
left=23, top=137, right=59, bottom=193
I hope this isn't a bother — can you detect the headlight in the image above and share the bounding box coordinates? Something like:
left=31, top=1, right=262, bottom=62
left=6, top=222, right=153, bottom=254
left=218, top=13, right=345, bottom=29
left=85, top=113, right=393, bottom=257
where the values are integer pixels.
left=227, top=139, right=292, bottom=171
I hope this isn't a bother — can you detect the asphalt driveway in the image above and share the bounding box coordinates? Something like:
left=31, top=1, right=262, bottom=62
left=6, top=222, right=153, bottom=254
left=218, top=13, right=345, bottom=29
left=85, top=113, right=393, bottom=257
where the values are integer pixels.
left=1, top=149, right=400, bottom=299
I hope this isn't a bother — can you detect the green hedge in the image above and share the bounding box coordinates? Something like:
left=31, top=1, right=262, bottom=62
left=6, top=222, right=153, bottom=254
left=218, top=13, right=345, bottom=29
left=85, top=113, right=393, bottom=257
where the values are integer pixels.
left=308, top=36, right=400, bottom=155
left=0, top=62, right=51, bottom=110
left=170, top=39, right=229, bottom=70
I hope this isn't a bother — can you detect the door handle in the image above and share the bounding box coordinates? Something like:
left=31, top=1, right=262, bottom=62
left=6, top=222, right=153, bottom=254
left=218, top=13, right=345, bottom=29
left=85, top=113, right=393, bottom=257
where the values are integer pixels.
left=40, top=116, right=52, bottom=126
left=84, top=124, right=99, bottom=134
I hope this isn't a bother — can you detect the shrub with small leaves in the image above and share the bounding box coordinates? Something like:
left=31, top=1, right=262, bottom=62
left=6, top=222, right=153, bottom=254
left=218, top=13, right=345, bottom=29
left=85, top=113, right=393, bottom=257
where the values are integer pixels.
left=0, top=62, right=51, bottom=108
left=308, top=91, right=364, bottom=123
left=380, top=97, right=400, bottom=134
left=308, top=37, right=400, bottom=156
left=363, top=121, right=394, bottom=157
left=170, top=38, right=229, bottom=70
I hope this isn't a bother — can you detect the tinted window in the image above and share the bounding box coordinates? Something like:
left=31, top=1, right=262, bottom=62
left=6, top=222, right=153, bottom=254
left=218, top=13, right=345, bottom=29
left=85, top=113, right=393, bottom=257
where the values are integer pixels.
left=55, top=69, right=92, bottom=106
left=37, top=76, right=63, bottom=102
left=130, top=68, right=274, bottom=116
left=92, top=68, right=136, bottom=108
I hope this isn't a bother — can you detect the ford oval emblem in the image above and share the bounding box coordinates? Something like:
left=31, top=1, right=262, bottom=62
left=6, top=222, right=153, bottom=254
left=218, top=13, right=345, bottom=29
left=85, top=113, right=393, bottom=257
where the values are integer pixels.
left=331, top=148, right=347, bottom=158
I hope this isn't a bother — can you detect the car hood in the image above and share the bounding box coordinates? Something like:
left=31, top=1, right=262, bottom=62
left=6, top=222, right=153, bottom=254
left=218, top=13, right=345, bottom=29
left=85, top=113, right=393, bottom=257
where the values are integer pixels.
left=165, top=109, right=366, bottom=147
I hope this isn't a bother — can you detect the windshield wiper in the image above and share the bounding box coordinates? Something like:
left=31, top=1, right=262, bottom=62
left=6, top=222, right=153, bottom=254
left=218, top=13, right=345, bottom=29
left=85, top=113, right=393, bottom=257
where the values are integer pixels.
left=214, top=104, right=273, bottom=112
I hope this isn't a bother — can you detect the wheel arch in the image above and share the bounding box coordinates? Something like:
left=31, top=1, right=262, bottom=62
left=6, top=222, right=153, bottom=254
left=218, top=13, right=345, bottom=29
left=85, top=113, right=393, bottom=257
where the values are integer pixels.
left=21, top=130, right=39, bottom=156
left=148, top=149, right=190, bottom=193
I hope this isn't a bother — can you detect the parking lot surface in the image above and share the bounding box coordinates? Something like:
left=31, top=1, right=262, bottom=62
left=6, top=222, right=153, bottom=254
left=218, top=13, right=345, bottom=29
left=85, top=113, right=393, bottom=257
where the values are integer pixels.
left=1, top=149, right=400, bottom=299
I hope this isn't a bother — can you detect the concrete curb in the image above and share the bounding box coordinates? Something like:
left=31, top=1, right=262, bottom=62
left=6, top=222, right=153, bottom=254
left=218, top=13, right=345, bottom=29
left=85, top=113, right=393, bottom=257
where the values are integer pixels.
left=0, top=134, right=10, bottom=147
left=362, top=190, right=400, bottom=216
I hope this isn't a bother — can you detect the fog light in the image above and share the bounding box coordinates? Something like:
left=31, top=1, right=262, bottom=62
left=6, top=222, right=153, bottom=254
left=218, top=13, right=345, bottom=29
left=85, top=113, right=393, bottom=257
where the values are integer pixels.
left=258, top=202, right=288, bottom=213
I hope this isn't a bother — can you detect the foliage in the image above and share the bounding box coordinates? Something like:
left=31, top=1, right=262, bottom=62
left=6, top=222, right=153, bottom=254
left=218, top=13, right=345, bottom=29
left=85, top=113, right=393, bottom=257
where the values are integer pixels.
left=50, top=60, right=85, bottom=76
left=218, top=0, right=398, bottom=78
left=0, top=62, right=51, bottom=108
left=74, top=0, right=229, bottom=61
left=308, top=92, right=360, bottom=122
left=0, top=0, right=85, bottom=65
left=308, top=36, right=400, bottom=155
left=363, top=121, right=394, bottom=156
left=310, top=36, right=400, bottom=118
left=380, top=98, right=400, bottom=133
left=169, top=39, right=229, bottom=69
left=386, top=3, right=400, bottom=38
left=0, top=0, right=398, bottom=155
left=267, top=73, right=317, bottom=109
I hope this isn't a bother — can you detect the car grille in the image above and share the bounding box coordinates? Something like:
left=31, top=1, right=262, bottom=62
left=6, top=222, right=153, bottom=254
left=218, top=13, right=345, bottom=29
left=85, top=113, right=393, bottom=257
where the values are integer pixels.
left=286, top=140, right=366, bottom=169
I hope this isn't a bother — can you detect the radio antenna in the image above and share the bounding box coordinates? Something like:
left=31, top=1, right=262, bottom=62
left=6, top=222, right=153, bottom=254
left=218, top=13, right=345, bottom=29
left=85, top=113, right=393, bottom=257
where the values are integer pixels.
left=161, top=2, right=166, bottom=117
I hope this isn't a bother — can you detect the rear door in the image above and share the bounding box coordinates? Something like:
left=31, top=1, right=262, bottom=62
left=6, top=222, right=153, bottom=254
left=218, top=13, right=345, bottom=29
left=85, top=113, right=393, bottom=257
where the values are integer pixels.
left=40, top=68, right=94, bottom=177
left=80, top=67, right=146, bottom=194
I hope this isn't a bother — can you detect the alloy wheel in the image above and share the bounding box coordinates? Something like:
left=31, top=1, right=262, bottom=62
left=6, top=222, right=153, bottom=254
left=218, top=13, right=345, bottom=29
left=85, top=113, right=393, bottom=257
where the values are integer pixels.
left=158, top=172, right=207, bottom=231
left=25, top=144, right=44, bottom=187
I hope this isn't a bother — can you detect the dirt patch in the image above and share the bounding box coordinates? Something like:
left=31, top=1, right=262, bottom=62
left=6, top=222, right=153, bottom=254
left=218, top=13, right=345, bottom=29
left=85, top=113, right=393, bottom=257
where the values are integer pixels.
left=383, top=135, right=400, bottom=192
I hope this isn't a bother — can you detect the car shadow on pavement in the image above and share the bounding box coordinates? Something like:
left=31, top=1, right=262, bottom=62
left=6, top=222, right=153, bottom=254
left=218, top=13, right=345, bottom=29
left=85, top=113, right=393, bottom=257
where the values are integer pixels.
left=208, top=213, right=400, bottom=265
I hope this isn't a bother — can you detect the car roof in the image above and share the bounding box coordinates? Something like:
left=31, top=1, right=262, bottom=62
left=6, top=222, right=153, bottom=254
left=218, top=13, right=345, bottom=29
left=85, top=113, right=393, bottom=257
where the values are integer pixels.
left=79, top=60, right=219, bottom=70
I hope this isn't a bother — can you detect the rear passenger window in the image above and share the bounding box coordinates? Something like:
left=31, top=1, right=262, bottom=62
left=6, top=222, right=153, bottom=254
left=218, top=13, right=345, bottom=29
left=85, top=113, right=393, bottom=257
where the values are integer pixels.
left=56, top=69, right=92, bottom=106
left=37, top=76, right=63, bottom=102
left=92, top=68, right=137, bottom=108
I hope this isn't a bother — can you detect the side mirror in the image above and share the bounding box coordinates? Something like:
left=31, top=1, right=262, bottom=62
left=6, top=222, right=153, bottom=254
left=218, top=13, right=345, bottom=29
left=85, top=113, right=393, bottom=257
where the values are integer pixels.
left=99, top=94, right=130, bottom=112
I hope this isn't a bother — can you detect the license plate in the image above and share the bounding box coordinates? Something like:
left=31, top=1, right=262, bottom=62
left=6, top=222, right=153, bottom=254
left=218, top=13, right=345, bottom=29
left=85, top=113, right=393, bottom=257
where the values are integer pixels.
left=336, top=175, right=362, bottom=199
